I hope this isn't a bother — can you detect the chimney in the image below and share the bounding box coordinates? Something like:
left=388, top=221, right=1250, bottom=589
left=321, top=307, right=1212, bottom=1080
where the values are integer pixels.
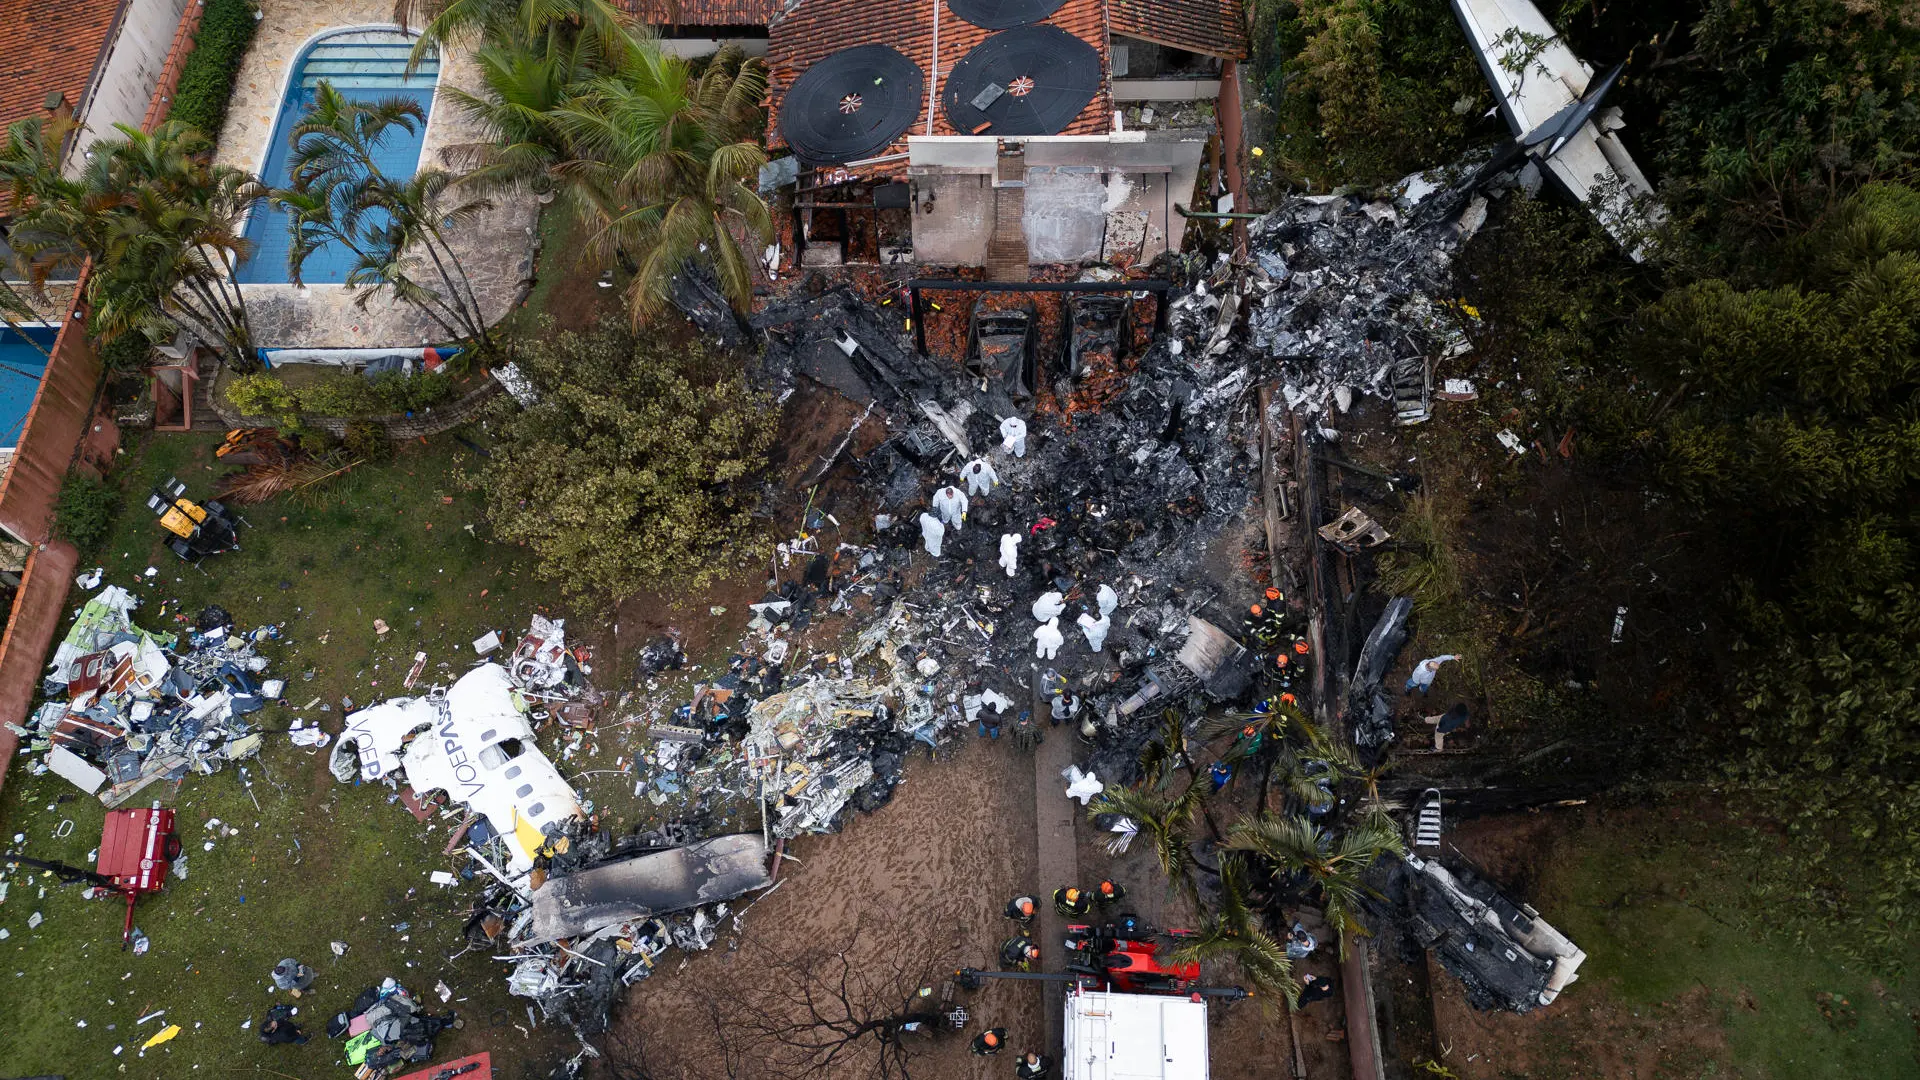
left=42, top=91, right=72, bottom=123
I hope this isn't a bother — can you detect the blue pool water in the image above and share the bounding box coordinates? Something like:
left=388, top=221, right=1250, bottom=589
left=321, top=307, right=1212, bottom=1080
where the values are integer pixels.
left=236, top=30, right=440, bottom=284
left=0, top=325, right=55, bottom=448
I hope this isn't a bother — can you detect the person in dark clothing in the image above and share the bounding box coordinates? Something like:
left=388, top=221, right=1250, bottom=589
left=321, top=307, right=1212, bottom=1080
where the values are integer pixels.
left=1053, top=886, right=1091, bottom=917
left=971, top=1027, right=1007, bottom=1055
left=1004, top=895, right=1037, bottom=924
left=1000, top=936, right=1040, bottom=971
left=1016, top=1051, right=1056, bottom=1079
left=257, top=1004, right=308, bottom=1044
left=1094, top=879, right=1126, bottom=907
left=1297, top=973, right=1337, bottom=1006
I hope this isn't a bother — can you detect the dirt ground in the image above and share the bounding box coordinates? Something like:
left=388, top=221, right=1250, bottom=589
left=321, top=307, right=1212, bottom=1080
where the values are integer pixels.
left=610, top=728, right=1314, bottom=1080
left=610, top=735, right=1046, bottom=1078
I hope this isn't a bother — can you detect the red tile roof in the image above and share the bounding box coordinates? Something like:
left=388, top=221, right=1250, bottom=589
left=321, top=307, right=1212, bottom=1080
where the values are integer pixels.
left=624, top=0, right=783, bottom=26
left=1110, top=0, right=1246, bottom=60
left=0, top=0, right=123, bottom=131
left=766, top=0, right=1112, bottom=171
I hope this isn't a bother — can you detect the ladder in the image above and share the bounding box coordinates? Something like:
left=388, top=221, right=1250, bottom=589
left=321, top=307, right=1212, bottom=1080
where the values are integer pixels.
left=1414, top=788, right=1443, bottom=848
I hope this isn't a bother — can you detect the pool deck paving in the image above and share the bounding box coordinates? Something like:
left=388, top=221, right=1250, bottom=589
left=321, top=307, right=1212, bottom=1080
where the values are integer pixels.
left=215, top=0, right=539, bottom=348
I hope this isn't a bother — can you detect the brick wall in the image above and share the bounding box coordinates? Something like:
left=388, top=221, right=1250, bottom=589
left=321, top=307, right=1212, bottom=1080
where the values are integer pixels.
left=0, top=0, right=204, bottom=798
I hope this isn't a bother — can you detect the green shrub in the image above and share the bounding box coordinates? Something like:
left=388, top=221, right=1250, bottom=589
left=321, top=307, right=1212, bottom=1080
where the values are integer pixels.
left=225, top=372, right=297, bottom=417
left=296, top=371, right=457, bottom=416
left=225, top=370, right=457, bottom=419
left=54, top=472, right=121, bottom=551
left=343, top=418, right=392, bottom=463
left=292, top=428, right=333, bottom=457
left=168, top=0, right=259, bottom=140
left=100, top=333, right=152, bottom=375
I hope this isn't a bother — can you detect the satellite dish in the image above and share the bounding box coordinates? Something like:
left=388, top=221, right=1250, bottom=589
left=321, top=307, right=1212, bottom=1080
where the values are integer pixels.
left=945, top=0, right=1069, bottom=29
left=942, top=26, right=1102, bottom=138
left=779, top=45, right=926, bottom=165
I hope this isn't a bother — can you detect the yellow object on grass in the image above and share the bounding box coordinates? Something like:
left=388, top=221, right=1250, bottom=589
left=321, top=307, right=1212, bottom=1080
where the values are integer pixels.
left=142, top=1023, right=181, bottom=1050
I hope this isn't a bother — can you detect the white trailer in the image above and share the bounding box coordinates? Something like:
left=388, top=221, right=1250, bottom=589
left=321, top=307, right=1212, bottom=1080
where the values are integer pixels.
left=1062, top=986, right=1210, bottom=1080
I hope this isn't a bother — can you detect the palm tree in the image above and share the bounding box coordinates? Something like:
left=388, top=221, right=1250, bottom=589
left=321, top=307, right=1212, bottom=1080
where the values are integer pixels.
left=551, top=43, right=770, bottom=322
left=1223, top=813, right=1406, bottom=952
left=440, top=31, right=594, bottom=199
left=0, top=118, right=260, bottom=370
left=1166, top=852, right=1298, bottom=1006
left=345, top=169, right=497, bottom=350
left=268, top=88, right=497, bottom=354
left=1088, top=779, right=1211, bottom=908
left=1201, top=702, right=1354, bottom=815
left=392, top=0, right=635, bottom=73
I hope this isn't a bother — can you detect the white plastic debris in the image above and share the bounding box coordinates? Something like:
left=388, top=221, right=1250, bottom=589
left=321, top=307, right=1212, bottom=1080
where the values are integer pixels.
left=472, top=630, right=502, bottom=655
left=430, top=871, right=458, bottom=887
left=1064, top=766, right=1104, bottom=804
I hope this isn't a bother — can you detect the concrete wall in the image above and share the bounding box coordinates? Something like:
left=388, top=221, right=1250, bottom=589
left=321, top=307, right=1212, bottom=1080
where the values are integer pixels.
left=1112, top=79, right=1221, bottom=102
left=907, top=133, right=1207, bottom=266
left=69, top=0, right=194, bottom=171
left=906, top=173, right=993, bottom=265
left=658, top=35, right=769, bottom=57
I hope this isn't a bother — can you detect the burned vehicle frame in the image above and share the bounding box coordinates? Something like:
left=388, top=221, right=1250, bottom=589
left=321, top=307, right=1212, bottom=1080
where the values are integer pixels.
left=966, top=296, right=1038, bottom=402
left=1059, top=292, right=1133, bottom=400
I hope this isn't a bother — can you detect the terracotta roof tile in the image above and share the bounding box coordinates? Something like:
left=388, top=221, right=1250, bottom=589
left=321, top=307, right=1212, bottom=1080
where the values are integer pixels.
left=1110, top=0, right=1246, bottom=60
left=624, top=0, right=783, bottom=26
left=766, top=0, right=1112, bottom=171
left=0, top=0, right=123, bottom=130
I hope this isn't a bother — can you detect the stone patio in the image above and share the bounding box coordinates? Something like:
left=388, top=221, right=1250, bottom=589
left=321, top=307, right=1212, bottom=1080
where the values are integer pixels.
left=214, top=0, right=538, bottom=348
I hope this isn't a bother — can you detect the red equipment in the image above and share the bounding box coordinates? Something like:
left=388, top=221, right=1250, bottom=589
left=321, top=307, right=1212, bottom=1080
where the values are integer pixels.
left=97, top=806, right=181, bottom=946
left=1063, top=921, right=1202, bottom=995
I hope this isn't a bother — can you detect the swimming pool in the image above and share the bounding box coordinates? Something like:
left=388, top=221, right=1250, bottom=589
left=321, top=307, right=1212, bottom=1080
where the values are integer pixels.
left=0, top=325, right=55, bottom=449
left=236, top=29, right=440, bottom=285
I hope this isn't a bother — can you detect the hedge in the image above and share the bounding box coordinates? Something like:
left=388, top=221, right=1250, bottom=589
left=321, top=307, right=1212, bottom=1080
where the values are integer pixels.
left=226, top=370, right=459, bottom=419
left=168, top=0, right=259, bottom=140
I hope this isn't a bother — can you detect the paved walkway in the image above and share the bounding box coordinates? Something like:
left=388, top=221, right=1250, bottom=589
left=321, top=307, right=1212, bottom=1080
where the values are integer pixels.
left=1030, top=660, right=1082, bottom=1056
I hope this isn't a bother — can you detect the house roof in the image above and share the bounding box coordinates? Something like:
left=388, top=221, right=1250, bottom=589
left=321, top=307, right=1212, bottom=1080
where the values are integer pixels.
left=1109, top=0, right=1247, bottom=60
left=0, top=0, right=123, bottom=130
left=766, top=0, right=1111, bottom=170
left=623, top=0, right=784, bottom=26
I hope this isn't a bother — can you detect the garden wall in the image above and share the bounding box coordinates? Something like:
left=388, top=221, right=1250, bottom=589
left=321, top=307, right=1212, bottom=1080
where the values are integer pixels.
left=0, top=0, right=204, bottom=797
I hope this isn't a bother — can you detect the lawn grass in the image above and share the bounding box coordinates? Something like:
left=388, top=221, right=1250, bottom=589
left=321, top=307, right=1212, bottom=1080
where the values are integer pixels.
left=0, top=430, right=581, bottom=1079
left=1539, top=809, right=1920, bottom=1080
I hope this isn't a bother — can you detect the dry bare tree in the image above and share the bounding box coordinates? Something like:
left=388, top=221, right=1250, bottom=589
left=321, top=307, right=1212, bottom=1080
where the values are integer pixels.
left=733, top=918, right=969, bottom=1080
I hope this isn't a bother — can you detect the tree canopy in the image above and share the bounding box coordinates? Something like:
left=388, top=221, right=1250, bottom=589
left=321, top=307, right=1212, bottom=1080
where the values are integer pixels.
left=479, top=322, right=775, bottom=607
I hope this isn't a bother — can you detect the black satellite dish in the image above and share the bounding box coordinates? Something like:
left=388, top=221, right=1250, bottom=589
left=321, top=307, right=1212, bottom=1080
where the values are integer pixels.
left=941, top=25, right=1101, bottom=138
left=779, top=45, right=925, bottom=165
left=946, top=0, right=1068, bottom=29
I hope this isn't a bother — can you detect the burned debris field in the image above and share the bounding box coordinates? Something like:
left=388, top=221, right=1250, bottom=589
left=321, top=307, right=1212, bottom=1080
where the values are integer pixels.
left=2, top=0, right=1920, bottom=1078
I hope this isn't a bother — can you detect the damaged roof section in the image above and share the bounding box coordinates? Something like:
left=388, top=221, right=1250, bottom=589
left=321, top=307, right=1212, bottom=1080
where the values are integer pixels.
left=1108, top=0, right=1247, bottom=60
